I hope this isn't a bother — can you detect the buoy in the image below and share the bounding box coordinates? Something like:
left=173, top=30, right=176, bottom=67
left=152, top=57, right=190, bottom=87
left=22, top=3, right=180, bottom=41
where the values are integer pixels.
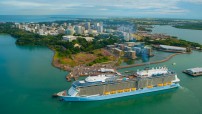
left=172, top=63, right=176, bottom=65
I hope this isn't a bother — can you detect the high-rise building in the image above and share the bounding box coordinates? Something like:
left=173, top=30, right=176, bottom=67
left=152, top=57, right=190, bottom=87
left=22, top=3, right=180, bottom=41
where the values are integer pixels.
left=94, top=22, right=104, bottom=33
left=85, top=22, right=90, bottom=30
left=97, top=25, right=103, bottom=33
left=74, top=26, right=83, bottom=34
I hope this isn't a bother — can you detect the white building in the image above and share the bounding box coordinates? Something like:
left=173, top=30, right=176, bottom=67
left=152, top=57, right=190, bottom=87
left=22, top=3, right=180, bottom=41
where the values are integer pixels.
left=63, top=35, right=77, bottom=42
left=83, top=37, right=94, bottom=42
left=159, top=45, right=186, bottom=52
left=63, top=35, right=94, bottom=42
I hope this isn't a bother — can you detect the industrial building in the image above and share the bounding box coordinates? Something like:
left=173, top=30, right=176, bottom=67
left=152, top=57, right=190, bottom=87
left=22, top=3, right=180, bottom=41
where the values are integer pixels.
left=107, top=42, right=152, bottom=60
left=158, top=45, right=187, bottom=53
left=113, top=48, right=124, bottom=56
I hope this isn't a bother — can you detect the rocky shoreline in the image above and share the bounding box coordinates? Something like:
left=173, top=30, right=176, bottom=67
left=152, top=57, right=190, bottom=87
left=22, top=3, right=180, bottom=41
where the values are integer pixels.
left=51, top=49, right=72, bottom=72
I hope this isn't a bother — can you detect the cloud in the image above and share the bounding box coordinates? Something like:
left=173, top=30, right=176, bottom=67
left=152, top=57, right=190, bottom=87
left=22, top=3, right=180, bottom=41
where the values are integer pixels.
left=1, top=0, right=82, bottom=8
left=99, top=8, right=108, bottom=11
left=0, top=0, right=201, bottom=18
left=184, top=0, right=202, bottom=4
left=1, top=1, right=50, bottom=7
left=141, top=9, right=188, bottom=14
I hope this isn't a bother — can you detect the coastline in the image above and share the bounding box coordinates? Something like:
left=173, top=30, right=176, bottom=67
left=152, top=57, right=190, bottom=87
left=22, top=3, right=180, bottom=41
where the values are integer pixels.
left=50, top=47, right=72, bottom=72
left=50, top=46, right=188, bottom=82
left=50, top=47, right=118, bottom=73
left=1, top=34, right=190, bottom=76
left=49, top=41, right=188, bottom=72
left=173, top=26, right=202, bottom=30
left=51, top=50, right=187, bottom=72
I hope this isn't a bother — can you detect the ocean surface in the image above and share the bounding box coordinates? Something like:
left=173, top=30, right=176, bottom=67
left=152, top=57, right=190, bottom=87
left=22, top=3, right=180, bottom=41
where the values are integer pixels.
left=0, top=15, right=108, bottom=23
left=1, top=34, right=202, bottom=114
left=152, top=25, right=202, bottom=44
left=1, top=16, right=202, bottom=114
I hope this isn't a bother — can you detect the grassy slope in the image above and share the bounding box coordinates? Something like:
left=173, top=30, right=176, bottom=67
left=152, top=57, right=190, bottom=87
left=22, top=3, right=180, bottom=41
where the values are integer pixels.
left=54, top=49, right=116, bottom=67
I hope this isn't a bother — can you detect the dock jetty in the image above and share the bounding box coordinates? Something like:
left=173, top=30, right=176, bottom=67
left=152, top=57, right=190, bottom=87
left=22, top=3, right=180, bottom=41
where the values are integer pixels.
left=183, top=67, right=202, bottom=76
left=66, top=64, right=117, bottom=81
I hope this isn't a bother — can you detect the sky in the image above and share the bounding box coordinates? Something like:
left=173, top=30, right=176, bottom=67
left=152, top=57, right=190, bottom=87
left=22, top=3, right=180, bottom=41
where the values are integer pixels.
left=0, top=0, right=202, bottom=19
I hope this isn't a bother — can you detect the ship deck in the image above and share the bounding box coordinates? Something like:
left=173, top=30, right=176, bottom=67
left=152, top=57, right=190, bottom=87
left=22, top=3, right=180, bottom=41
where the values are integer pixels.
left=72, top=72, right=176, bottom=88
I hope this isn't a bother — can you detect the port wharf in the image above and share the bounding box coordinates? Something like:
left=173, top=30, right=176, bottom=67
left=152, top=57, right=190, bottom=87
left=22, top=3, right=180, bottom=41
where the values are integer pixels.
left=66, top=53, right=187, bottom=81
left=66, top=64, right=117, bottom=81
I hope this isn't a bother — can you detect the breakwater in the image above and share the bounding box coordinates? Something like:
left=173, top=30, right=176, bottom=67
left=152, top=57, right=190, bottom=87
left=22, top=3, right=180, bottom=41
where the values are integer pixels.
left=116, top=53, right=186, bottom=69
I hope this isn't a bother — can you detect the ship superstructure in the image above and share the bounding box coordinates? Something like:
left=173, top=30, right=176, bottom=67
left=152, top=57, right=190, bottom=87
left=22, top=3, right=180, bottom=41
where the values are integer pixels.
left=56, top=67, right=180, bottom=101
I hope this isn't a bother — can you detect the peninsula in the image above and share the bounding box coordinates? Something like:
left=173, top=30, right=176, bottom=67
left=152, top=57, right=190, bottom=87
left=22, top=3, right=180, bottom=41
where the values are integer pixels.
left=1, top=18, right=202, bottom=75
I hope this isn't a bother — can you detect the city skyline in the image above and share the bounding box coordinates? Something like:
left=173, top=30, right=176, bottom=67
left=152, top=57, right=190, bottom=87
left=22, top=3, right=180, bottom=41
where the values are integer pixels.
left=0, top=0, right=202, bottom=19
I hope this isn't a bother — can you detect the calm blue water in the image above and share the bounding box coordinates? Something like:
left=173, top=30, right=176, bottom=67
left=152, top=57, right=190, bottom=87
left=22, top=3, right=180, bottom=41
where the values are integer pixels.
left=0, top=34, right=69, bottom=114
left=152, top=25, right=202, bottom=44
left=1, top=16, right=202, bottom=114
left=0, top=15, right=77, bottom=22
left=1, top=34, right=202, bottom=114
left=0, top=15, right=108, bottom=23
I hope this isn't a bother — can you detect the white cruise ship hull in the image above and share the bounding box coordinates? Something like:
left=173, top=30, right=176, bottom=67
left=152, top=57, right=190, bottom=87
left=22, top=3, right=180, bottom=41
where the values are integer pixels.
left=61, top=83, right=180, bottom=101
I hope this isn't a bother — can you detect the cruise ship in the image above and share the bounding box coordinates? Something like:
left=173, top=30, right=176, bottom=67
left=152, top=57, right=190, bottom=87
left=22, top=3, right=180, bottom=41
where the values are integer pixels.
left=56, top=67, right=180, bottom=101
